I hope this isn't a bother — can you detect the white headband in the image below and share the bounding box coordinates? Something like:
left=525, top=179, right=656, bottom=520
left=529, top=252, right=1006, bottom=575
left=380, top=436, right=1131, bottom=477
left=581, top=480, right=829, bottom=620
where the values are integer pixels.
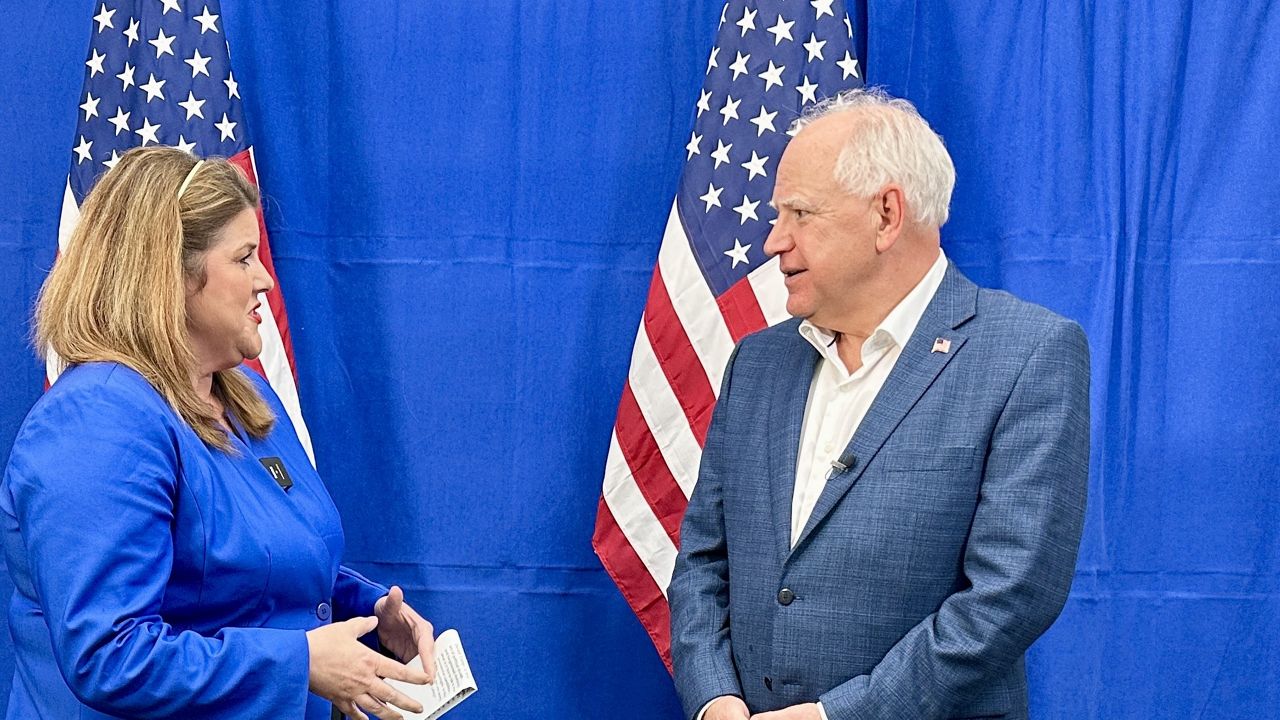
left=177, top=160, right=206, bottom=199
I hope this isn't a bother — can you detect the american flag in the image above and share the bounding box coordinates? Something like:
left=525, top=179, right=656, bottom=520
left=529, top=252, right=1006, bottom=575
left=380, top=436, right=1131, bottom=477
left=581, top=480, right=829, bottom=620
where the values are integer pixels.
left=593, top=0, right=863, bottom=667
left=58, top=0, right=313, bottom=461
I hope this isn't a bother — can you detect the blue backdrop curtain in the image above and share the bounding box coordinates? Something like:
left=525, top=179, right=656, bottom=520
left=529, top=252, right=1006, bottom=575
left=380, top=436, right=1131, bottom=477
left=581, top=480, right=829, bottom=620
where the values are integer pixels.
left=0, top=1, right=1275, bottom=718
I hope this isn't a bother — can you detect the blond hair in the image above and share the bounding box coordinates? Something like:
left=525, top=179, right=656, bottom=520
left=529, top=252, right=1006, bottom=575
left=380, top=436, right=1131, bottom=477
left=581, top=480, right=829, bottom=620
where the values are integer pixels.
left=36, top=146, right=275, bottom=450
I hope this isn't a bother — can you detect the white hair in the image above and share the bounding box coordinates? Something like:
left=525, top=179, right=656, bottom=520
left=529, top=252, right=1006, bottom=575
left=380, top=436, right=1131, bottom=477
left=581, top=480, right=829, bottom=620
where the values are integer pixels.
left=791, top=87, right=956, bottom=228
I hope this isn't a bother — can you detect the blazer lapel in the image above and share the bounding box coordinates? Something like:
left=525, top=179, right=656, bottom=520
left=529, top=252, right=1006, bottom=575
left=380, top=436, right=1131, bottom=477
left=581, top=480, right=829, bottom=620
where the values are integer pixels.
left=788, top=264, right=979, bottom=557
left=768, top=328, right=821, bottom=562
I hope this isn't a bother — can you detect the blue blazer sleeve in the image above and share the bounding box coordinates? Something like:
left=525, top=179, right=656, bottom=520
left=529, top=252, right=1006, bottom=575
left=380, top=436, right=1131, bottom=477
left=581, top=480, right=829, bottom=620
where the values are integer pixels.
left=819, top=319, right=1091, bottom=719
left=669, top=343, right=747, bottom=719
left=334, top=565, right=389, bottom=621
left=4, top=376, right=311, bottom=718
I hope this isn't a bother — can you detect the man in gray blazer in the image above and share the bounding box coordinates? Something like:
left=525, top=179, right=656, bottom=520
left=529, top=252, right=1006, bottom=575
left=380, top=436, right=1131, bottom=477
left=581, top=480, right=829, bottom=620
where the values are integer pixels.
left=668, top=88, right=1090, bottom=720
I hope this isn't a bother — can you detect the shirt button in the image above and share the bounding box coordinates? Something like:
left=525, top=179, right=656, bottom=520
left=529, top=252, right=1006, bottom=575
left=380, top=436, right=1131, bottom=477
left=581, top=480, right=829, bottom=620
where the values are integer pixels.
left=316, top=602, right=332, bottom=621
left=777, top=588, right=795, bottom=606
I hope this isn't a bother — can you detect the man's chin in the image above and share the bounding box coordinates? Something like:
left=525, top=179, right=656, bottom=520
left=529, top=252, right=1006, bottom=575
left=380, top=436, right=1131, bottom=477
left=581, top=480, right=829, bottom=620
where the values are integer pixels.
left=785, top=299, right=814, bottom=320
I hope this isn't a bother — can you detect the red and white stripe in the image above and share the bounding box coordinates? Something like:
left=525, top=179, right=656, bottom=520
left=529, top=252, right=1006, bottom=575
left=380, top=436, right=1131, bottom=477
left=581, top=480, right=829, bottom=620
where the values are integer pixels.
left=49, top=148, right=314, bottom=464
left=592, top=201, right=787, bottom=667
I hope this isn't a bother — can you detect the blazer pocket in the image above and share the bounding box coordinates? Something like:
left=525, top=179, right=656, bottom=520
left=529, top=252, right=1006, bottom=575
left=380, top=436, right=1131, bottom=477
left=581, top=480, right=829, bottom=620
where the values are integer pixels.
left=876, top=445, right=977, bottom=473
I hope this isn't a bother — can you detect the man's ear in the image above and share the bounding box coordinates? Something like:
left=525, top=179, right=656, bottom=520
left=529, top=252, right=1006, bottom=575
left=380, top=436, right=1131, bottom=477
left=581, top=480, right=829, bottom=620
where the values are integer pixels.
left=874, top=184, right=907, bottom=253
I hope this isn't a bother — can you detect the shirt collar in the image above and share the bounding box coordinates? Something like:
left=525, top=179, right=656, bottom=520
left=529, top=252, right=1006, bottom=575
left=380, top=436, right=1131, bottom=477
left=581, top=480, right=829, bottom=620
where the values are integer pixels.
left=799, top=249, right=949, bottom=361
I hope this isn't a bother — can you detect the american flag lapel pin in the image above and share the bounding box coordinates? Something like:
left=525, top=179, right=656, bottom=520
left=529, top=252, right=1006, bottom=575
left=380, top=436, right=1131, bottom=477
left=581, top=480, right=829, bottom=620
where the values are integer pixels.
left=931, top=337, right=951, bottom=354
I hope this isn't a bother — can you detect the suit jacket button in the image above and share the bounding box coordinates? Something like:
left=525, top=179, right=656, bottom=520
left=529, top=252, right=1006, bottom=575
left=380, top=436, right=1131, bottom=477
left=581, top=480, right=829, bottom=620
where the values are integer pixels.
left=764, top=676, right=773, bottom=691
left=316, top=602, right=332, bottom=621
left=777, top=588, right=795, bottom=606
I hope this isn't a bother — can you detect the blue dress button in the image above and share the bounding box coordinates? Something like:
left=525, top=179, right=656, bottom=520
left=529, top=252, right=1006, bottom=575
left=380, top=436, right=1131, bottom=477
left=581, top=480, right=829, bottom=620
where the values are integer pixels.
left=316, top=602, right=332, bottom=621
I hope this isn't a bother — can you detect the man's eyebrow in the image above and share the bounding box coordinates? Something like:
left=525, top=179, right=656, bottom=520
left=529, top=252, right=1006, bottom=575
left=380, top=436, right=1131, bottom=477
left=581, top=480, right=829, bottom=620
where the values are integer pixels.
left=771, top=196, right=814, bottom=210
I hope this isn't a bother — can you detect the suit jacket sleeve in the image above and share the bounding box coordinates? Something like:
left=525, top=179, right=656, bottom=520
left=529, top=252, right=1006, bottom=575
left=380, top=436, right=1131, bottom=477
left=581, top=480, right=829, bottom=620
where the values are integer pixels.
left=4, top=380, right=312, bottom=718
left=334, top=565, right=389, bottom=620
left=669, top=343, right=747, bottom=720
left=819, top=319, right=1091, bottom=720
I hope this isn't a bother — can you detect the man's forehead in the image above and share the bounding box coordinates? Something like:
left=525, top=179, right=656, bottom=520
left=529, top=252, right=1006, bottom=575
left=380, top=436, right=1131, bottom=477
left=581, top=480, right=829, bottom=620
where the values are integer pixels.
left=770, top=178, right=825, bottom=208
left=789, top=113, right=858, bottom=154
left=774, top=136, right=840, bottom=198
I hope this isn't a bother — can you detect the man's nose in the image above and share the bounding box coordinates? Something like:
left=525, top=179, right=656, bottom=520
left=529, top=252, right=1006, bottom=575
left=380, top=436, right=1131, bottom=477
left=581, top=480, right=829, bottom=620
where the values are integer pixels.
left=763, top=220, right=788, bottom=257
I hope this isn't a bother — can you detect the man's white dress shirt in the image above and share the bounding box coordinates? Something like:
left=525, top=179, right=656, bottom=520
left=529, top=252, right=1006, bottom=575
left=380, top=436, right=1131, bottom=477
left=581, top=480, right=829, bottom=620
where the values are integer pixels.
left=790, top=249, right=948, bottom=547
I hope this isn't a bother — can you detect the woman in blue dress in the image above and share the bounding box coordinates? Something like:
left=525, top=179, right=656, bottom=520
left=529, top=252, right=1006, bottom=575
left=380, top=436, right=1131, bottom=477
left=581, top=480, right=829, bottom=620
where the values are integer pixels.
left=2, top=146, right=436, bottom=719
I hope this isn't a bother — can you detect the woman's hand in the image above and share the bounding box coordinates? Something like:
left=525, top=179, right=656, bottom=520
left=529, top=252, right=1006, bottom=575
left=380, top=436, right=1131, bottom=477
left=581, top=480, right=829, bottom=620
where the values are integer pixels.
left=307, top=616, right=429, bottom=720
left=374, top=585, right=437, bottom=679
